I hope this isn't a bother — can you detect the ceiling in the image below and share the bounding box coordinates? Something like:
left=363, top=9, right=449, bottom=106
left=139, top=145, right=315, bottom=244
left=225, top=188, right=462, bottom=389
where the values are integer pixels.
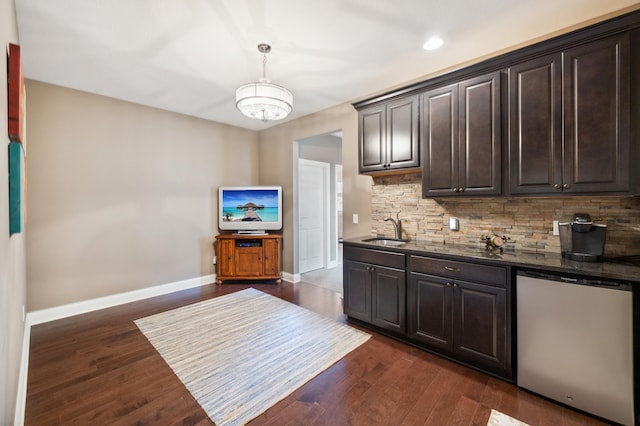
left=14, top=0, right=640, bottom=131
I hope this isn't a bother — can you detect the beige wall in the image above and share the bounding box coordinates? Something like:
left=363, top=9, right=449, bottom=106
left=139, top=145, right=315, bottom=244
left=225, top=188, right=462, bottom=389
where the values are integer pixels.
left=1, top=0, right=26, bottom=423
left=258, top=103, right=372, bottom=273
left=26, top=81, right=259, bottom=310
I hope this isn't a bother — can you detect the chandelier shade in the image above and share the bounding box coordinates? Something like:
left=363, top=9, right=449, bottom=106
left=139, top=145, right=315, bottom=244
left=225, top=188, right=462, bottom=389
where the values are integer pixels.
left=235, top=43, right=293, bottom=122
left=235, top=81, right=293, bottom=121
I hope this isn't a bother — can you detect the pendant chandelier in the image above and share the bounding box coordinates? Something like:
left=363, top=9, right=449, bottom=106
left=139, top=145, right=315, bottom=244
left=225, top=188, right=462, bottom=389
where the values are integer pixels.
left=235, top=43, right=293, bottom=122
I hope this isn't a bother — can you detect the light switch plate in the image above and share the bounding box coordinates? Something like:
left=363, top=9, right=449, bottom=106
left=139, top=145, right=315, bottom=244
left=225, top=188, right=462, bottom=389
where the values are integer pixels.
left=449, top=217, right=459, bottom=231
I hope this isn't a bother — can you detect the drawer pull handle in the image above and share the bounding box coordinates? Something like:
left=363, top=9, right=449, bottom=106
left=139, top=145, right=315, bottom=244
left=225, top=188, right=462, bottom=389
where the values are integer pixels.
left=444, top=266, right=460, bottom=272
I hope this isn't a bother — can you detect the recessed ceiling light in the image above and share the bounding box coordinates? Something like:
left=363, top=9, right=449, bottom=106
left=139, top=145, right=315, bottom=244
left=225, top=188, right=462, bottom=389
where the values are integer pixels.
left=423, top=36, right=444, bottom=51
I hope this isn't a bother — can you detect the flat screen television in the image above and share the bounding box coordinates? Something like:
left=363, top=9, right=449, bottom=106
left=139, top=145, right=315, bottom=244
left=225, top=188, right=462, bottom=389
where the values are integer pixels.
left=218, top=186, right=283, bottom=234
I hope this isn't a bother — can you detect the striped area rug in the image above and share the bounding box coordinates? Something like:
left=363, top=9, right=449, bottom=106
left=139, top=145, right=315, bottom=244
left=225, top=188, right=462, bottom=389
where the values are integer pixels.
left=487, top=409, right=530, bottom=426
left=135, top=287, right=370, bottom=426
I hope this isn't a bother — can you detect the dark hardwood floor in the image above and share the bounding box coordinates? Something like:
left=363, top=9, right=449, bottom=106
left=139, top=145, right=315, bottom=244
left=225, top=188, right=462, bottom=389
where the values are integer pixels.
left=25, top=279, right=607, bottom=425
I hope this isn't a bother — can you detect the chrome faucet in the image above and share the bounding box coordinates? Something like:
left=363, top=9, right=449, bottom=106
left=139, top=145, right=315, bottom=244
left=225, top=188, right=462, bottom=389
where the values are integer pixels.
left=384, top=216, right=402, bottom=240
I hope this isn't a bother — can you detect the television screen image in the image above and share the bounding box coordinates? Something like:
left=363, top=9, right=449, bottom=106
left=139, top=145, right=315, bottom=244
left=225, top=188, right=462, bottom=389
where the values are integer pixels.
left=218, top=186, right=282, bottom=234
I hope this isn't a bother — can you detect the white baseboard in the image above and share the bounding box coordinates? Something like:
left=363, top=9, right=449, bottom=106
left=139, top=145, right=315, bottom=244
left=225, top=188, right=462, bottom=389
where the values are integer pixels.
left=16, top=273, right=216, bottom=425
left=282, top=271, right=300, bottom=283
left=28, top=274, right=216, bottom=325
left=14, top=316, right=31, bottom=426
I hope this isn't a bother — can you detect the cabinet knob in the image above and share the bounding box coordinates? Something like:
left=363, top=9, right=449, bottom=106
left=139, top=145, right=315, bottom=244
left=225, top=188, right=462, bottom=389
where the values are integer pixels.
left=453, top=187, right=459, bottom=192
left=459, top=187, right=465, bottom=193
left=563, top=183, right=570, bottom=189
left=553, top=184, right=561, bottom=189
left=447, top=282, right=454, bottom=287
left=444, top=266, right=460, bottom=272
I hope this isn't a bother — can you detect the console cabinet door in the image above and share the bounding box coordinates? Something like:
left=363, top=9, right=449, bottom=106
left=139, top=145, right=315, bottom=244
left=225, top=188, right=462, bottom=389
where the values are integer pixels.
left=452, top=280, right=507, bottom=375
left=343, top=260, right=372, bottom=322
left=371, top=265, right=406, bottom=333
left=217, top=239, right=235, bottom=277
left=263, top=238, right=281, bottom=276
left=235, top=247, right=263, bottom=277
left=407, top=272, right=453, bottom=352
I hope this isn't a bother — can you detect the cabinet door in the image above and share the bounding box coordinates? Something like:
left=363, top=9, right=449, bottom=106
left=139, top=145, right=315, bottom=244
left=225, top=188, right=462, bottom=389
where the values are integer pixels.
left=407, top=272, right=453, bottom=352
left=452, top=280, right=508, bottom=375
left=217, top=239, right=235, bottom=277
left=459, top=72, right=501, bottom=195
left=359, top=105, right=386, bottom=173
left=421, top=84, right=458, bottom=196
left=422, top=73, right=500, bottom=197
left=343, top=260, right=372, bottom=322
left=386, top=95, right=419, bottom=170
left=359, top=96, right=419, bottom=174
left=234, top=247, right=263, bottom=277
left=508, top=53, right=563, bottom=194
left=371, top=265, right=406, bottom=333
left=562, top=34, right=630, bottom=193
left=263, top=238, right=281, bottom=276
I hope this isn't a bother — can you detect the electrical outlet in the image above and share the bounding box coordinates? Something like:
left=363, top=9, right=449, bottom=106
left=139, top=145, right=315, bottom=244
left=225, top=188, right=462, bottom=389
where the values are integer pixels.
left=352, top=213, right=359, bottom=224
left=213, top=255, right=217, bottom=265
left=449, top=217, right=459, bottom=231
left=553, top=220, right=560, bottom=236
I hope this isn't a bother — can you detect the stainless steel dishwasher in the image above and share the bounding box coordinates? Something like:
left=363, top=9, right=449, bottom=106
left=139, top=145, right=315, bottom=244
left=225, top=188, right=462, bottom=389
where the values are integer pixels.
left=516, top=270, right=634, bottom=425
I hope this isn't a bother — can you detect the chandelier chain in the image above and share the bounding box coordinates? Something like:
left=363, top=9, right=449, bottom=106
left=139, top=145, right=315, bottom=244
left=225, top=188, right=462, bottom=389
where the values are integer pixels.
left=262, top=52, right=267, bottom=81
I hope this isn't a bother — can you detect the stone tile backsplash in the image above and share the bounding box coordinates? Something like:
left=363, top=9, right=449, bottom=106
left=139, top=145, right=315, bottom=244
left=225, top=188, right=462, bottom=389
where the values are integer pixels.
left=371, top=173, right=640, bottom=256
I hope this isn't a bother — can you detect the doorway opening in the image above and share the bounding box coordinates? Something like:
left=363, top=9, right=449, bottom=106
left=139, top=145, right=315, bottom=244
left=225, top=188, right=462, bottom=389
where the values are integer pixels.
left=293, top=131, right=342, bottom=293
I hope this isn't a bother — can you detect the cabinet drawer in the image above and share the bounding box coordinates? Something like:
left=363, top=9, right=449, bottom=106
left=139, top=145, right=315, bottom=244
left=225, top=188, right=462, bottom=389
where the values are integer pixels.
left=409, top=255, right=506, bottom=287
left=344, top=246, right=405, bottom=269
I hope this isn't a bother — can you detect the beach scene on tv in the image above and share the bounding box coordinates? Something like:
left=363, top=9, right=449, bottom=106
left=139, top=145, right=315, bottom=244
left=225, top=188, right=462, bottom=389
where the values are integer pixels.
left=221, top=189, right=279, bottom=222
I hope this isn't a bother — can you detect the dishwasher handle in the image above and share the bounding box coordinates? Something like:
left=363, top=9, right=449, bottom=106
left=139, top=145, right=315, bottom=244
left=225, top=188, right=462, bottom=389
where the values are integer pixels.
left=517, top=270, right=632, bottom=291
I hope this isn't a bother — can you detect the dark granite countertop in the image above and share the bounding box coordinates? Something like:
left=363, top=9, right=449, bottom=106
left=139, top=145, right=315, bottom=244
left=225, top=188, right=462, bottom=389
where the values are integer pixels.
left=344, top=236, right=640, bottom=283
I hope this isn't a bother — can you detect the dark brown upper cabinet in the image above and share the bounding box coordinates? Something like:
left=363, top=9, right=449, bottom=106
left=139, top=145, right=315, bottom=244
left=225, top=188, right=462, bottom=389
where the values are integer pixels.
left=509, top=34, right=630, bottom=195
left=358, top=95, right=419, bottom=174
left=421, top=72, right=501, bottom=197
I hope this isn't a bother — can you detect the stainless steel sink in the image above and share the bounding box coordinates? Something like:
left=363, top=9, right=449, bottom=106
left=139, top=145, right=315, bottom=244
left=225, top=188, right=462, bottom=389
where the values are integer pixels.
left=362, top=237, right=408, bottom=246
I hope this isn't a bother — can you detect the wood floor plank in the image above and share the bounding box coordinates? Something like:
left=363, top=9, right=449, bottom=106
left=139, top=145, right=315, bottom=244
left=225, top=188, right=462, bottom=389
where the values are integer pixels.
left=25, top=279, right=609, bottom=426
left=447, top=395, right=481, bottom=426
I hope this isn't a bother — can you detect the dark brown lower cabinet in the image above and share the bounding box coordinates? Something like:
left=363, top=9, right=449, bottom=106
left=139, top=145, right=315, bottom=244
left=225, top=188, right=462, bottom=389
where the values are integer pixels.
left=407, top=256, right=511, bottom=380
left=343, top=244, right=511, bottom=380
left=344, top=259, right=406, bottom=334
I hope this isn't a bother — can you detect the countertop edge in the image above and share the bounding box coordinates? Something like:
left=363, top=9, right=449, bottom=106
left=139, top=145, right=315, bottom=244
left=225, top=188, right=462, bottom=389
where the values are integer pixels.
left=343, top=237, right=640, bottom=284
